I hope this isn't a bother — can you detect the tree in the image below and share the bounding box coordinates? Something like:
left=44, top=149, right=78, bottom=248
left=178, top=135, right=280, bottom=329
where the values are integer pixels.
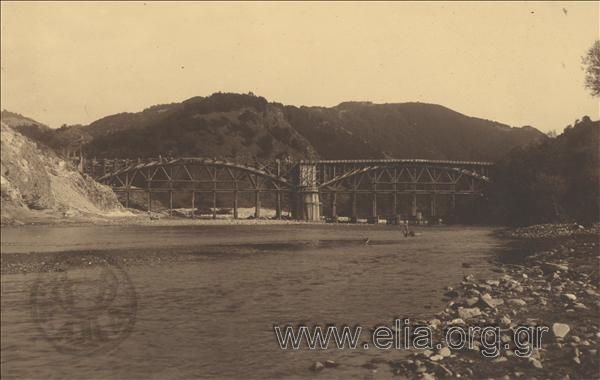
left=582, top=40, right=600, bottom=97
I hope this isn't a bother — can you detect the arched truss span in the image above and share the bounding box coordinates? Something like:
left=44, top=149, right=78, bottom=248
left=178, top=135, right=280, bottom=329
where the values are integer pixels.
left=97, top=157, right=292, bottom=191
left=318, top=164, right=490, bottom=195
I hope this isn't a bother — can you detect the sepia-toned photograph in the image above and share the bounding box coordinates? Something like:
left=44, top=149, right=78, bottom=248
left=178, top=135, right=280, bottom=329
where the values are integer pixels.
left=1, top=1, right=599, bottom=379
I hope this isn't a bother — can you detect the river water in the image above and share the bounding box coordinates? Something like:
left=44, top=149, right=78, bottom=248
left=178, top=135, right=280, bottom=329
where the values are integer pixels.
left=1, top=224, right=505, bottom=379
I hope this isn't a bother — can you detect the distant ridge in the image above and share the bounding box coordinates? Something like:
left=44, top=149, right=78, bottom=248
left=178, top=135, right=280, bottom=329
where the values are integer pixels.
left=2, top=93, right=548, bottom=161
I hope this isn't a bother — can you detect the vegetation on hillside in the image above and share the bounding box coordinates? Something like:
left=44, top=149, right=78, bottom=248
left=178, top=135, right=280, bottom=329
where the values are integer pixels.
left=15, top=92, right=546, bottom=162
left=583, top=40, right=600, bottom=97
left=486, top=117, right=599, bottom=226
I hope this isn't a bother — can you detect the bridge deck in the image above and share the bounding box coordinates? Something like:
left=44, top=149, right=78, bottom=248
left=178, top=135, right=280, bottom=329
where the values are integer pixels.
left=300, top=159, right=494, bottom=166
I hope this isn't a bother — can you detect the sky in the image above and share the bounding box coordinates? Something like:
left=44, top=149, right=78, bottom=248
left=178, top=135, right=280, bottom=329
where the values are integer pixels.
left=1, top=1, right=598, bottom=132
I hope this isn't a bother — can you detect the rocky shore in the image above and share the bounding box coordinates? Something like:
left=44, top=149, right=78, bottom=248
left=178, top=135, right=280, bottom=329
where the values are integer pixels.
left=314, top=224, right=600, bottom=379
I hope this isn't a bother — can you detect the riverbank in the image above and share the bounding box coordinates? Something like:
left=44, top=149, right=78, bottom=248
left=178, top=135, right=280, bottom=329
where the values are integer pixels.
left=0, top=210, right=310, bottom=228
left=316, top=224, right=599, bottom=379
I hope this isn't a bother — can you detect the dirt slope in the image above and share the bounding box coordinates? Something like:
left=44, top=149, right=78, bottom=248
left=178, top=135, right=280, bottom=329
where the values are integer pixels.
left=1, top=123, right=128, bottom=225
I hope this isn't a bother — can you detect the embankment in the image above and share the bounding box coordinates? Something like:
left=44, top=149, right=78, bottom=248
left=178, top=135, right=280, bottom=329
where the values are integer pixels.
left=1, top=123, right=130, bottom=225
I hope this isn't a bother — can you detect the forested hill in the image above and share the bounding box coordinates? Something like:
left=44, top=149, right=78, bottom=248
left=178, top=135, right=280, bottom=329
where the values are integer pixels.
left=3, top=93, right=547, bottom=161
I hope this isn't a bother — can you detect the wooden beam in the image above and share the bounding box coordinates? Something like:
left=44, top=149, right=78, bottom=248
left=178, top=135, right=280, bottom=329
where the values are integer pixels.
left=255, top=190, right=261, bottom=218
left=331, top=191, right=337, bottom=219
left=192, top=191, right=196, bottom=219
left=276, top=190, right=282, bottom=219
left=233, top=188, right=239, bottom=219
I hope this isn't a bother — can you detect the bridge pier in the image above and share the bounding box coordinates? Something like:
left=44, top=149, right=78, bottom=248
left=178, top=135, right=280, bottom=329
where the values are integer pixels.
left=212, top=190, right=217, bottom=219
left=275, top=191, right=282, bottom=219
left=351, top=190, right=358, bottom=222
left=192, top=191, right=196, bottom=218
left=297, top=192, right=320, bottom=221
left=233, top=189, right=239, bottom=219
left=254, top=191, right=261, bottom=219
left=295, top=163, right=321, bottom=221
left=371, top=184, right=378, bottom=219
left=411, top=192, right=417, bottom=217
left=331, top=192, right=337, bottom=221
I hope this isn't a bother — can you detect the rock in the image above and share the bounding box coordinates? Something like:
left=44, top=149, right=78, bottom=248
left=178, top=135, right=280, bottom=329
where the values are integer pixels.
left=499, top=315, right=512, bottom=327
left=422, top=349, right=434, bottom=358
left=465, top=297, right=479, bottom=307
left=500, top=274, right=513, bottom=282
left=507, top=298, right=527, bottom=306
left=480, top=293, right=504, bottom=309
left=584, top=288, right=599, bottom=297
left=421, top=373, right=436, bottom=380
left=563, top=293, right=577, bottom=301
left=552, top=323, right=571, bottom=339
left=541, top=262, right=569, bottom=274
left=311, top=361, right=324, bottom=372
left=485, top=279, right=500, bottom=287
left=429, top=354, right=443, bottom=362
left=439, top=347, right=451, bottom=357
left=448, top=318, right=466, bottom=325
left=458, top=307, right=482, bottom=320
left=493, top=356, right=508, bottom=363
left=428, top=319, right=441, bottom=330
left=513, top=285, right=524, bottom=293
left=464, top=274, right=475, bottom=282
left=529, top=358, right=543, bottom=369
left=324, top=360, right=337, bottom=368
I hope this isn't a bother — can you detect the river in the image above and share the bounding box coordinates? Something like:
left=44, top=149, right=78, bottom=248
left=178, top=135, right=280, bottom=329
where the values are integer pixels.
left=1, top=224, right=505, bottom=379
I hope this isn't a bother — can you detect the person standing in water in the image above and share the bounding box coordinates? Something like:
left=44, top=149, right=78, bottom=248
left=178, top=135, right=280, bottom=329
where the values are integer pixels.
left=403, top=221, right=414, bottom=237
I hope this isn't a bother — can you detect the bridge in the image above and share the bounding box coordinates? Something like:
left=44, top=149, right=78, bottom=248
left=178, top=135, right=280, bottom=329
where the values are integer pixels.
left=82, top=157, right=493, bottom=222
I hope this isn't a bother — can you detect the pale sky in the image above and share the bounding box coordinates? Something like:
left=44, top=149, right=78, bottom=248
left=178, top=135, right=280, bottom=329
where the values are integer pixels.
left=1, top=1, right=598, bottom=132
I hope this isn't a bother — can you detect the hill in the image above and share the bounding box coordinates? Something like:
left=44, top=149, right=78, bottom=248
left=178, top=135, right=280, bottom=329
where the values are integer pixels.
left=0, top=110, right=55, bottom=143
left=0, top=122, right=128, bottom=225
left=284, top=101, right=546, bottom=160
left=486, top=116, right=599, bottom=226
left=7, top=93, right=547, bottom=162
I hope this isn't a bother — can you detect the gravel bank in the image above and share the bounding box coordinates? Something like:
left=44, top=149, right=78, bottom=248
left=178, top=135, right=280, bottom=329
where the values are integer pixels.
left=312, top=224, right=600, bottom=379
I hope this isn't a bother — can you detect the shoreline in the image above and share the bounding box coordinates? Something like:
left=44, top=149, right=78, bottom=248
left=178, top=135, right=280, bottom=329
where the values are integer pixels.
left=323, top=224, right=599, bottom=379
left=1, top=211, right=504, bottom=230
